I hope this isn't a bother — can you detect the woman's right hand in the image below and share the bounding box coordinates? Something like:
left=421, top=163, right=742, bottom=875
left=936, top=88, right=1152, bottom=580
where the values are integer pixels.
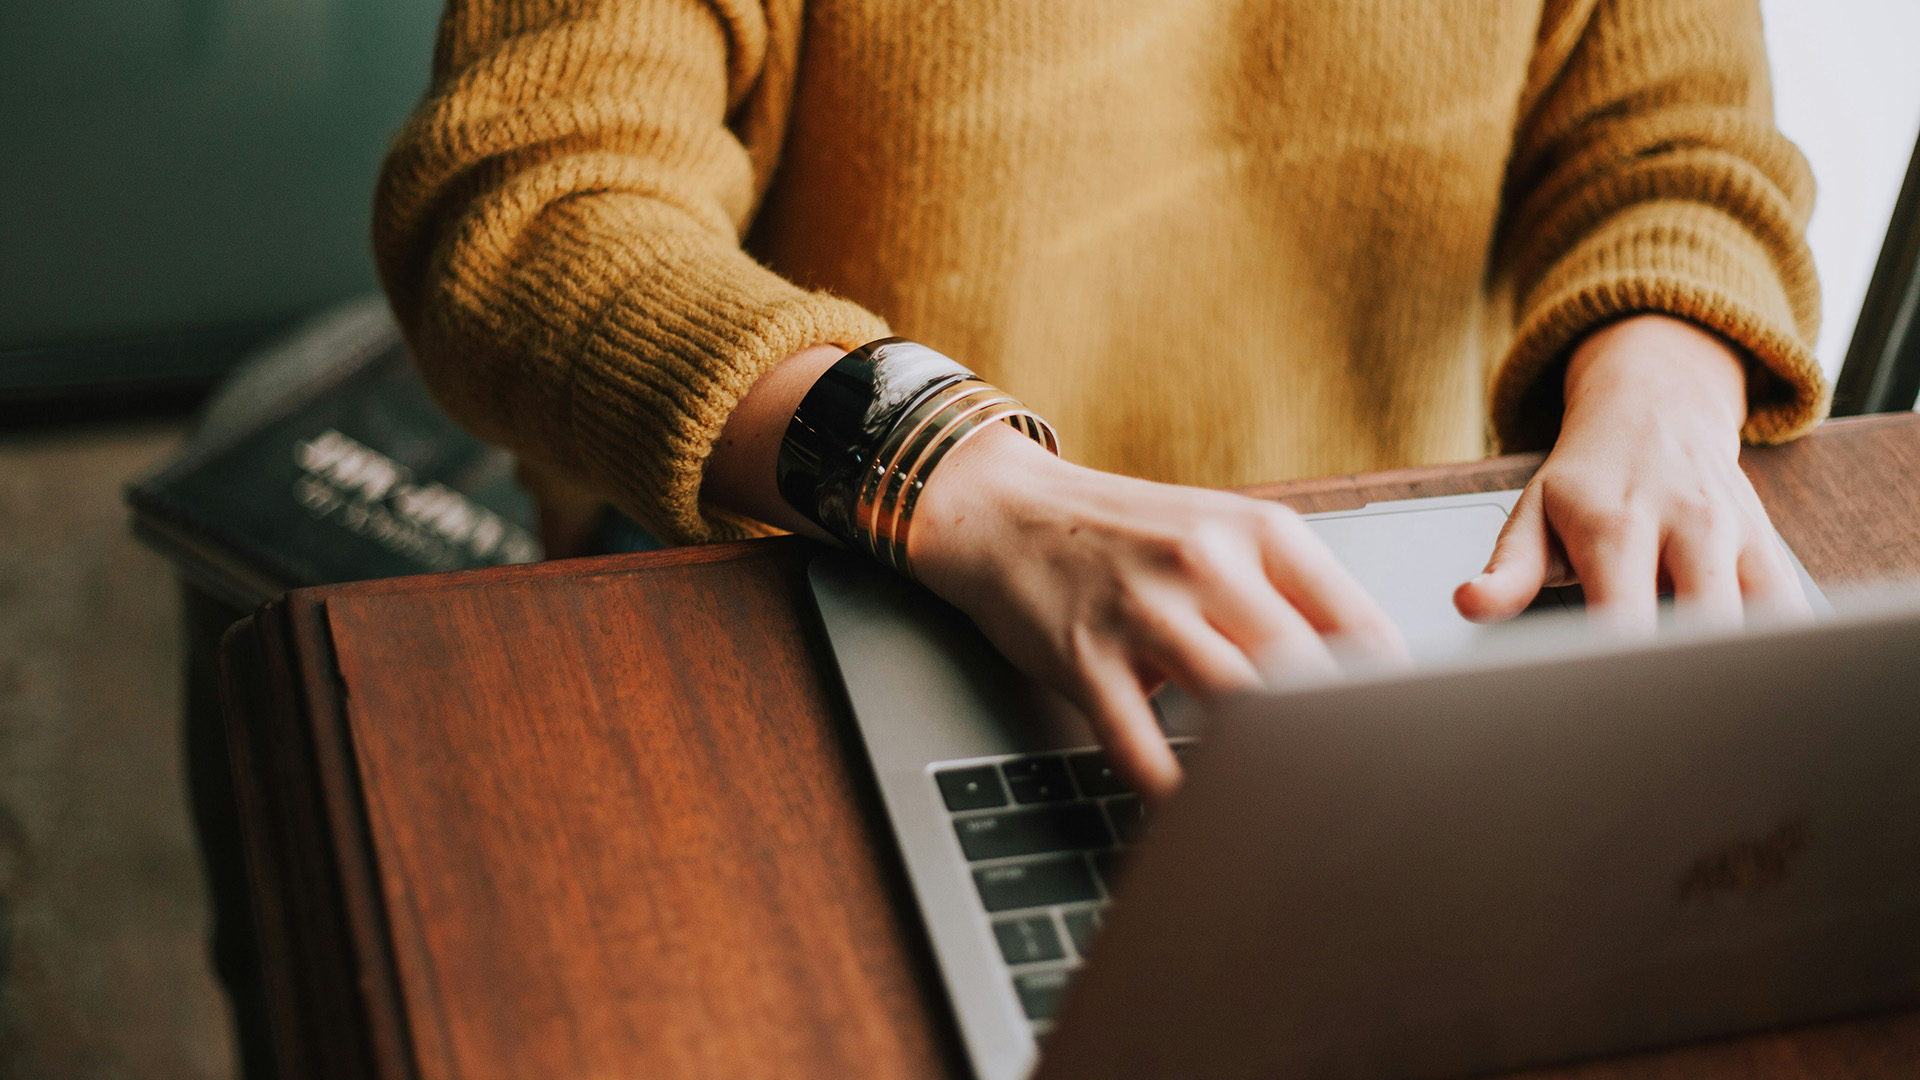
left=909, top=422, right=1407, bottom=801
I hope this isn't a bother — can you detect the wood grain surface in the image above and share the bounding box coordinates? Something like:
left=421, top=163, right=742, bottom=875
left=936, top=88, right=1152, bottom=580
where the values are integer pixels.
left=222, top=414, right=1920, bottom=1080
left=322, top=548, right=963, bottom=1080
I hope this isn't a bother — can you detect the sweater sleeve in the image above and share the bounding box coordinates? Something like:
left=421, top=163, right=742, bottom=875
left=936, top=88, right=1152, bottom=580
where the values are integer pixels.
left=373, top=0, right=890, bottom=544
left=1490, top=0, right=1826, bottom=452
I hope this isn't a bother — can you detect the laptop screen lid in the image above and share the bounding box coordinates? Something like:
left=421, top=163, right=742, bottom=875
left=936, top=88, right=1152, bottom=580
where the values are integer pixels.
left=1036, top=602, right=1920, bottom=1080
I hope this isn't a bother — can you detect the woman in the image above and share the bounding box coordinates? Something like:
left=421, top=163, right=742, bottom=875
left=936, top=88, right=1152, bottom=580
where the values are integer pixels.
left=375, top=0, right=1824, bottom=799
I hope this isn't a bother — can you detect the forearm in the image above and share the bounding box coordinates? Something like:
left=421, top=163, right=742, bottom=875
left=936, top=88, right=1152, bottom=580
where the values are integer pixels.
left=702, top=340, right=1065, bottom=549
left=374, top=0, right=892, bottom=546
left=1491, top=0, right=1823, bottom=451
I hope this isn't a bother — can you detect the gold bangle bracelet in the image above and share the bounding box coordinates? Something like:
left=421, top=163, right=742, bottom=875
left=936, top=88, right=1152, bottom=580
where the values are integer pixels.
left=847, top=374, right=1058, bottom=578
left=883, top=401, right=1052, bottom=577
left=870, top=394, right=1025, bottom=570
left=856, top=381, right=1007, bottom=556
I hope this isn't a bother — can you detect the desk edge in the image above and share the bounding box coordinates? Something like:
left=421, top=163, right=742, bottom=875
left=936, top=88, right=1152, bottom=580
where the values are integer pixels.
left=219, top=598, right=419, bottom=1080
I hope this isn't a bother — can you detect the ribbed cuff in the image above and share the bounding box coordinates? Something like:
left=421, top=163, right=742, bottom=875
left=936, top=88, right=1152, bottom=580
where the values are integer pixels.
left=1492, top=200, right=1828, bottom=451
left=569, top=266, right=891, bottom=544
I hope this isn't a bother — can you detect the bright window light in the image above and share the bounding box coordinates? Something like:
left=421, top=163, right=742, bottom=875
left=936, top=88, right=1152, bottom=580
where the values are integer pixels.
left=1761, top=0, right=1920, bottom=380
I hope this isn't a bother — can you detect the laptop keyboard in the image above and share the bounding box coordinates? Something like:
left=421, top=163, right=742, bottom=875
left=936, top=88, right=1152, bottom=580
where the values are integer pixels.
left=933, top=740, right=1192, bottom=1037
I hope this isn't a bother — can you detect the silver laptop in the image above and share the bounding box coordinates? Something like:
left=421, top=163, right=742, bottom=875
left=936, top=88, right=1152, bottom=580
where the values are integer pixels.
left=807, top=492, right=1907, bottom=1080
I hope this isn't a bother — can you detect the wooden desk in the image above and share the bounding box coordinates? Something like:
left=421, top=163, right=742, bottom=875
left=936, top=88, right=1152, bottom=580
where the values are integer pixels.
left=220, top=413, right=1920, bottom=1080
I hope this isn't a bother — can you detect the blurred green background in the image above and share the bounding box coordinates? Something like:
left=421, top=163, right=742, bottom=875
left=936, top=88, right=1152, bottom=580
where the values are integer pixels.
left=0, top=0, right=442, bottom=400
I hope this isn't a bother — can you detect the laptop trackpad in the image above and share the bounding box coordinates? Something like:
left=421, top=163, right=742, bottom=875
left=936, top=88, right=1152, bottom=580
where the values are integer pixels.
left=1305, top=501, right=1520, bottom=663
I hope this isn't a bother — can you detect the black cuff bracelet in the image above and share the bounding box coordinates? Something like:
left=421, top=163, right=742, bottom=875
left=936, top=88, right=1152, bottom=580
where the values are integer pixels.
left=776, top=338, right=976, bottom=543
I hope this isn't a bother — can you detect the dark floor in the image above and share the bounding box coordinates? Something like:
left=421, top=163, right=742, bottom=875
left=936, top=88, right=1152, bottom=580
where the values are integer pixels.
left=0, top=421, right=232, bottom=1079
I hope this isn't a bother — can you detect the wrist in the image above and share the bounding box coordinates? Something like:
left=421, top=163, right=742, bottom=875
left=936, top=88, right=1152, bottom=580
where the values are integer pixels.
left=704, top=343, right=848, bottom=541
left=768, top=337, right=1061, bottom=575
left=907, top=419, right=1066, bottom=579
left=1563, top=315, right=1747, bottom=437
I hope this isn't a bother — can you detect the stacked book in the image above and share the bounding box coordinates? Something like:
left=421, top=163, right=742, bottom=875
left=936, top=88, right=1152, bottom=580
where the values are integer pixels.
left=128, top=297, right=547, bottom=610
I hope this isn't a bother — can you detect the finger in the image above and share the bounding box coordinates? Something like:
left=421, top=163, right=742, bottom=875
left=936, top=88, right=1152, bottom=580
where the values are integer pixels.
left=1073, top=652, right=1182, bottom=802
left=1455, top=484, right=1551, bottom=623
left=1129, top=602, right=1267, bottom=699
left=1254, top=509, right=1407, bottom=660
left=1191, top=565, right=1348, bottom=680
left=1662, top=523, right=1744, bottom=632
left=1739, top=534, right=1814, bottom=622
left=1566, top=511, right=1661, bottom=637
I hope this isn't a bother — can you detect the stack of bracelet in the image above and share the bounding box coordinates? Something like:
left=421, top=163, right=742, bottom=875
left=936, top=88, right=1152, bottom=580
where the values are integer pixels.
left=776, top=338, right=1059, bottom=578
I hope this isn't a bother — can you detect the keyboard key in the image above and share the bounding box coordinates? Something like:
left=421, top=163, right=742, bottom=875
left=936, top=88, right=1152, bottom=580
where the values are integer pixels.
left=954, top=804, right=1113, bottom=862
left=1062, top=908, right=1103, bottom=956
left=1002, top=756, right=1074, bottom=803
left=1067, top=751, right=1128, bottom=797
left=993, top=915, right=1065, bottom=965
left=935, top=765, right=1008, bottom=811
left=1091, top=849, right=1125, bottom=893
left=974, top=856, right=1100, bottom=912
left=1104, top=795, right=1146, bottom=843
left=1014, top=969, right=1073, bottom=1021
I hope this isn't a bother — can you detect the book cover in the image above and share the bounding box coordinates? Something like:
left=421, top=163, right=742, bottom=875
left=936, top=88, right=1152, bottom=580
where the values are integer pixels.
left=128, top=303, right=543, bottom=609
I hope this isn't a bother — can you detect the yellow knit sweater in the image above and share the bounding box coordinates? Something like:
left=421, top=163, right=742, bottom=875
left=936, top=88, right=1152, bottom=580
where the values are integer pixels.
left=374, top=0, right=1825, bottom=545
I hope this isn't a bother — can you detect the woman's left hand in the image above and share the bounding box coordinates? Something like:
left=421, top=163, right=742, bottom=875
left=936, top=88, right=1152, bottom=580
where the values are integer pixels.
left=1454, top=314, right=1811, bottom=634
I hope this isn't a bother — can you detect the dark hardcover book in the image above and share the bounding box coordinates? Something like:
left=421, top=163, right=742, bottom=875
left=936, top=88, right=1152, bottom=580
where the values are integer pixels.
left=128, top=299, right=544, bottom=610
